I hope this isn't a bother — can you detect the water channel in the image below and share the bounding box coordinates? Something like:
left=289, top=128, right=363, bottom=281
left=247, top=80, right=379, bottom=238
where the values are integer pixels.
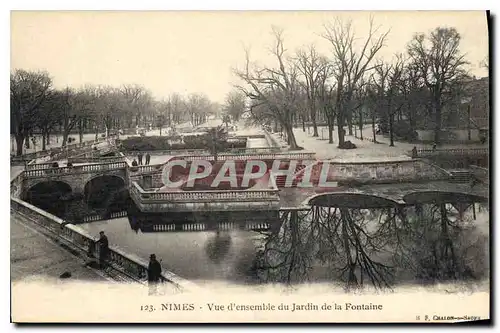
left=78, top=135, right=271, bottom=285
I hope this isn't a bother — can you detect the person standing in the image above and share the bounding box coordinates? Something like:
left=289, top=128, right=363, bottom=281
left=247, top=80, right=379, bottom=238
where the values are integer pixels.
left=97, top=231, right=109, bottom=269
left=145, top=153, right=151, bottom=165
left=147, top=254, right=162, bottom=295
left=138, top=152, right=143, bottom=165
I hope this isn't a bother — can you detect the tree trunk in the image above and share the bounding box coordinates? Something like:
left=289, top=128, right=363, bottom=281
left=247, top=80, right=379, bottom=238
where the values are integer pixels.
left=434, top=102, right=442, bottom=145
left=25, top=138, right=30, bottom=149
left=285, top=124, right=299, bottom=149
left=337, top=113, right=345, bottom=147
left=310, top=107, right=319, bottom=137
left=347, top=113, right=353, bottom=136
left=42, top=132, right=47, bottom=151
left=359, top=110, right=363, bottom=140
left=78, top=119, right=84, bottom=143
left=389, top=112, right=394, bottom=146
left=372, top=110, right=377, bottom=143
left=15, top=134, right=24, bottom=156
left=301, top=114, right=306, bottom=132
left=328, top=119, right=334, bottom=144
left=62, top=131, right=69, bottom=147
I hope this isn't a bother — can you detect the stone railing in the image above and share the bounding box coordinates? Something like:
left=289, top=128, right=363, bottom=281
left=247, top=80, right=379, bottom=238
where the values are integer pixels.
left=82, top=210, right=128, bottom=223
left=23, top=161, right=127, bottom=178
left=25, top=162, right=56, bottom=171
left=312, top=158, right=452, bottom=185
left=10, top=197, right=191, bottom=289
left=414, top=147, right=489, bottom=156
left=263, top=128, right=282, bottom=148
left=225, top=147, right=283, bottom=154
left=125, top=149, right=208, bottom=156
left=11, top=135, right=118, bottom=162
left=10, top=171, right=24, bottom=198
left=68, top=154, right=126, bottom=164
left=130, top=181, right=280, bottom=203
left=180, top=152, right=316, bottom=161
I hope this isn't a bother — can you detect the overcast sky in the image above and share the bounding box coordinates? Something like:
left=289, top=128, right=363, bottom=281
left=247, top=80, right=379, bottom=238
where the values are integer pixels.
left=11, top=11, right=489, bottom=103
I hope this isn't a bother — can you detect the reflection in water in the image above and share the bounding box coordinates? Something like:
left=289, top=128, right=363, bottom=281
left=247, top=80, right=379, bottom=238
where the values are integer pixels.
left=78, top=215, right=264, bottom=284
left=205, top=232, right=232, bottom=264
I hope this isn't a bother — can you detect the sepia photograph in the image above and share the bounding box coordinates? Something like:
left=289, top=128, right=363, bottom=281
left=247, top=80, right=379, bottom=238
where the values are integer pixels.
left=9, top=8, right=491, bottom=323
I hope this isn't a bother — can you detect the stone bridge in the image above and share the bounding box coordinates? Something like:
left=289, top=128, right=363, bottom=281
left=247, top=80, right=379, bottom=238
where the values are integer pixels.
left=21, top=162, right=128, bottom=199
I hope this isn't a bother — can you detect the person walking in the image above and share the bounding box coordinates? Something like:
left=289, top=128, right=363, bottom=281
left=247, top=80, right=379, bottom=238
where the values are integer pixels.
left=147, top=254, right=162, bottom=295
left=138, top=152, right=143, bottom=165
left=97, top=231, right=110, bottom=269
left=411, top=146, right=418, bottom=159
left=145, top=153, right=151, bottom=165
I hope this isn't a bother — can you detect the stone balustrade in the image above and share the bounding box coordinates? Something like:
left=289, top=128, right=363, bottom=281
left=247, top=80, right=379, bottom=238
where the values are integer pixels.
left=23, top=161, right=128, bottom=178
left=318, top=158, right=452, bottom=184
left=179, top=152, right=316, bottom=161
left=10, top=197, right=190, bottom=289
left=11, top=135, right=118, bottom=163
left=414, top=147, right=489, bottom=156
left=130, top=181, right=280, bottom=203
left=68, top=154, right=126, bottom=164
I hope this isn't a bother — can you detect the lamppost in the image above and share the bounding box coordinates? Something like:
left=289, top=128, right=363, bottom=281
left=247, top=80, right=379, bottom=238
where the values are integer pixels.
left=461, top=97, right=473, bottom=141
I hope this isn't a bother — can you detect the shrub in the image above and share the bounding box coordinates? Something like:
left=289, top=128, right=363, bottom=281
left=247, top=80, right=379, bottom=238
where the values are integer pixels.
left=121, top=135, right=247, bottom=151
left=393, top=121, right=418, bottom=142
left=338, top=140, right=357, bottom=149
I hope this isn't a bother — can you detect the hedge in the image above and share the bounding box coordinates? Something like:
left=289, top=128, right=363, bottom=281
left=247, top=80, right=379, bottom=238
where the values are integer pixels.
left=121, top=135, right=247, bottom=151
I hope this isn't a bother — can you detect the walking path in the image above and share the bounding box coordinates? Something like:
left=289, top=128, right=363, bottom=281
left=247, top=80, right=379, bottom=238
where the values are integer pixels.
left=11, top=212, right=110, bottom=283
left=275, top=125, right=488, bottom=162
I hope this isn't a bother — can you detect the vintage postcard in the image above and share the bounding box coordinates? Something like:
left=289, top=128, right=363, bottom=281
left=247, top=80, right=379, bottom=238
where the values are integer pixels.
left=10, top=10, right=490, bottom=323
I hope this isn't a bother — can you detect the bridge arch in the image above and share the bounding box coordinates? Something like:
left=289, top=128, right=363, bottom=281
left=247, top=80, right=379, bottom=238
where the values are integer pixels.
left=24, top=181, right=73, bottom=217
left=84, top=175, right=127, bottom=211
left=305, top=192, right=401, bottom=209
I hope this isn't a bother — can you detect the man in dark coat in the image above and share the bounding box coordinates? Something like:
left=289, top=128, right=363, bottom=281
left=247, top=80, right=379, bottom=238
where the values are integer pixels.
left=145, top=153, right=151, bottom=165
left=138, top=152, right=143, bottom=165
left=98, top=231, right=109, bottom=269
left=147, top=254, right=162, bottom=295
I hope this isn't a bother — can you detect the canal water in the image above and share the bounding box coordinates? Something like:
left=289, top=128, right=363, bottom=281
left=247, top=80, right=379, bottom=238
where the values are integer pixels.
left=78, top=134, right=271, bottom=284
left=78, top=218, right=263, bottom=285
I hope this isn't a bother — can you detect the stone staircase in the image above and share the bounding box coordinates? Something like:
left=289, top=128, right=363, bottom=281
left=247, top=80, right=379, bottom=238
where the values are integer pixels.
left=449, top=169, right=475, bottom=183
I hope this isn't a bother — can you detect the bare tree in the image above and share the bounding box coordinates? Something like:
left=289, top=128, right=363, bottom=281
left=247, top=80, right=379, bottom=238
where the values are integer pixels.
left=185, top=93, right=212, bottom=127
left=407, top=27, right=468, bottom=144
left=296, top=45, right=327, bottom=137
left=234, top=27, right=301, bottom=149
left=371, top=55, right=405, bottom=146
left=223, top=89, right=246, bottom=123
left=10, top=69, right=53, bottom=155
left=322, top=17, right=389, bottom=148
left=316, top=60, right=336, bottom=143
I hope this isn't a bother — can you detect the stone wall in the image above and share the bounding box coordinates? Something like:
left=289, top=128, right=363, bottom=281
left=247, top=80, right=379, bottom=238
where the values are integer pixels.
left=305, top=159, right=451, bottom=185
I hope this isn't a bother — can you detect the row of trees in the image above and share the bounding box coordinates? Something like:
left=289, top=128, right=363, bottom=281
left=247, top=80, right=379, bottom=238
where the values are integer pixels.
left=10, top=71, right=223, bottom=156
left=233, top=18, right=486, bottom=149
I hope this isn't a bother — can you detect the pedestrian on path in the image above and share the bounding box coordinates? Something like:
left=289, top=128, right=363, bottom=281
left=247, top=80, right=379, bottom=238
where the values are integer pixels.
left=145, top=153, right=151, bottom=165
left=97, top=231, right=109, bottom=269
left=138, top=152, right=143, bottom=165
left=147, top=254, right=162, bottom=295
left=411, top=146, right=418, bottom=159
